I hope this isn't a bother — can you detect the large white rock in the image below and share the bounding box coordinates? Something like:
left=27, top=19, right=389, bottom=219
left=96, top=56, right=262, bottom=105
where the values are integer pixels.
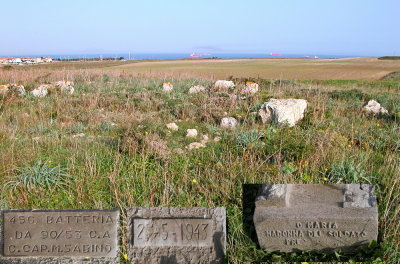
left=162, top=82, right=173, bottom=92
left=259, top=98, right=308, bottom=127
left=241, top=81, right=259, bottom=95
left=185, top=129, right=198, bottom=138
left=214, top=80, right=235, bottom=90
left=363, top=100, right=389, bottom=115
left=189, top=85, right=206, bottom=94
left=31, top=84, right=50, bottom=97
left=166, top=122, right=179, bottom=131
left=220, top=117, right=238, bottom=129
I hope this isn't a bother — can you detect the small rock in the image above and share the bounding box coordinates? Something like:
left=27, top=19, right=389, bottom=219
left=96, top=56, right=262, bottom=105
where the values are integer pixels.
left=214, top=80, right=235, bottom=91
left=220, top=117, right=238, bottom=129
left=214, top=137, right=222, bottom=142
left=259, top=98, right=307, bottom=127
left=162, top=82, right=173, bottom=92
left=200, top=134, right=209, bottom=144
left=241, top=81, right=259, bottom=95
left=187, top=142, right=206, bottom=150
left=32, top=136, right=41, bottom=142
left=363, top=100, right=389, bottom=115
left=173, top=148, right=185, bottom=154
left=166, top=122, right=179, bottom=131
left=72, top=133, right=86, bottom=138
left=186, top=129, right=198, bottom=138
left=189, top=85, right=206, bottom=94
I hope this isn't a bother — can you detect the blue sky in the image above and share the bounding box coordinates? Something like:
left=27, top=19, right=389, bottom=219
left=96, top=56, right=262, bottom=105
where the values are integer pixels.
left=2, top=0, right=399, bottom=56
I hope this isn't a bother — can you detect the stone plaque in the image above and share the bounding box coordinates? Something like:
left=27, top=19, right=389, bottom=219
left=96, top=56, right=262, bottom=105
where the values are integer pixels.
left=253, top=184, right=378, bottom=252
left=0, top=209, right=119, bottom=263
left=127, top=207, right=226, bottom=264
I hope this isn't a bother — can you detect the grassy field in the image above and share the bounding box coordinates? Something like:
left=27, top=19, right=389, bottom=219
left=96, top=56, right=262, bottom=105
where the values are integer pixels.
left=0, top=60, right=399, bottom=263
left=108, top=57, right=400, bottom=80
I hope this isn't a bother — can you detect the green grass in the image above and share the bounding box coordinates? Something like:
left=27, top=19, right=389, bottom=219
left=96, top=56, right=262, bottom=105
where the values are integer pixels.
left=0, top=72, right=399, bottom=263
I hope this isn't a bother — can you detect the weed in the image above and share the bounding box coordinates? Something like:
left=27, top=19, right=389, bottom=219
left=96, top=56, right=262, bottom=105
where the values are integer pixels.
left=5, top=160, right=70, bottom=190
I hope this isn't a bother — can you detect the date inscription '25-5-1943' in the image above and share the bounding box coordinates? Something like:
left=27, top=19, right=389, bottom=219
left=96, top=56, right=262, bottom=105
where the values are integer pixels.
left=2, top=210, right=119, bottom=258
left=133, top=219, right=213, bottom=247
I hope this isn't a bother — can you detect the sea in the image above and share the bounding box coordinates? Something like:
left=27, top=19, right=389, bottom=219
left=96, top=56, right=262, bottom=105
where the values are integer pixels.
left=0, top=53, right=362, bottom=60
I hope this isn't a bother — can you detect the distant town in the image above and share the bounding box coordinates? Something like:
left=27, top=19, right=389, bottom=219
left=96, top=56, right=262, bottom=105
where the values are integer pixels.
left=0, top=57, right=53, bottom=65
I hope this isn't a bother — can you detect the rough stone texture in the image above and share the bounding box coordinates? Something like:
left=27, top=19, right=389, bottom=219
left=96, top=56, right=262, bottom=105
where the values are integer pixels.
left=127, top=207, right=226, bottom=264
left=166, top=122, right=179, bottom=131
left=185, top=129, right=198, bottom=138
left=241, top=81, right=259, bottom=95
left=188, top=85, right=206, bottom=94
left=253, top=184, right=378, bottom=252
left=162, top=82, right=173, bottom=92
left=186, top=142, right=206, bottom=150
left=0, top=210, right=120, bottom=264
left=363, top=100, right=389, bottom=115
left=31, top=84, right=50, bottom=97
left=220, top=117, right=237, bottom=129
left=52, top=81, right=75, bottom=95
left=0, top=84, right=26, bottom=97
left=258, top=98, right=307, bottom=127
left=213, top=80, right=235, bottom=91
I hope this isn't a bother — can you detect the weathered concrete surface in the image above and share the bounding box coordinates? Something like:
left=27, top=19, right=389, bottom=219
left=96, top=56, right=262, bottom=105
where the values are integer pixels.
left=253, top=184, right=378, bottom=252
left=127, top=207, right=226, bottom=264
left=258, top=98, right=307, bottom=127
left=0, top=210, right=119, bottom=264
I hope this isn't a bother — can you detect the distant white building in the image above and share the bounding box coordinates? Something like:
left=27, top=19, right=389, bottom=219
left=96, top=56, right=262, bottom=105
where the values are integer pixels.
left=11, top=58, right=22, bottom=64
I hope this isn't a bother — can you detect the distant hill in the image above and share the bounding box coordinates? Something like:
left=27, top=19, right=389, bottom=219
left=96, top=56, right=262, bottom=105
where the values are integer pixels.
left=378, top=56, right=400, bottom=60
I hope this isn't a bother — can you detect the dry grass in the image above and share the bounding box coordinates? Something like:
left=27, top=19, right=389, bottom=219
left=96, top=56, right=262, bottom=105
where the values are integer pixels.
left=109, top=57, right=400, bottom=80
left=0, top=64, right=399, bottom=263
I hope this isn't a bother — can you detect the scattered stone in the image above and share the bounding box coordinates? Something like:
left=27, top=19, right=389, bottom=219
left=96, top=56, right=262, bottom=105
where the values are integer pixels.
left=31, top=84, right=50, bottom=97
left=166, top=122, right=179, bottom=131
left=52, top=80, right=75, bottom=94
left=189, top=85, right=207, bottom=94
left=185, top=129, right=198, bottom=138
left=214, top=80, right=235, bottom=91
left=32, top=136, right=41, bottom=142
left=200, top=134, right=210, bottom=144
left=0, top=210, right=120, bottom=263
left=241, top=81, right=259, bottom=95
left=0, top=83, right=26, bottom=97
left=363, top=100, right=389, bottom=115
left=127, top=207, right=226, bottom=263
left=162, top=82, right=173, bottom=92
left=259, top=98, right=307, bottom=127
left=187, top=142, right=206, bottom=150
left=31, top=81, right=74, bottom=97
left=220, top=117, right=238, bottom=129
left=173, top=148, right=185, bottom=154
left=253, top=184, right=378, bottom=252
left=214, top=137, right=222, bottom=142
left=72, top=133, right=86, bottom=138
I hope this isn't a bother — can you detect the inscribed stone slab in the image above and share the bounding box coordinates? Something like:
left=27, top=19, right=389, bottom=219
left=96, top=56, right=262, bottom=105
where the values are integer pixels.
left=0, top=209, right=119, bottom=264
left=127, top=207, right=226, bottom=264
left=253, top=184, right=378, bottom=252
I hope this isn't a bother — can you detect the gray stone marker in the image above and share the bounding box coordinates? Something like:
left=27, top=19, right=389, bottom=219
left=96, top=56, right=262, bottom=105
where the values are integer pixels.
left=253, top=184, right=378, bottom=252
left=127, top=207, right=226, bottom=264
left=0, top=209, right=119, bottom=263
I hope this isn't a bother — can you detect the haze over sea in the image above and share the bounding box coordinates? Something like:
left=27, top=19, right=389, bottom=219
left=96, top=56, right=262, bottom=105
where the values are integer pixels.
left=0, top=53, right=363, bottom=60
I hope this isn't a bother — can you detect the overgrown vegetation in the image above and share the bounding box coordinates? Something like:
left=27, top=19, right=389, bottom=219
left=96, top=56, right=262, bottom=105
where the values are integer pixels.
left=0, top=64, right=399, bottom=263
left=378, top=56, right=400, bottom=60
